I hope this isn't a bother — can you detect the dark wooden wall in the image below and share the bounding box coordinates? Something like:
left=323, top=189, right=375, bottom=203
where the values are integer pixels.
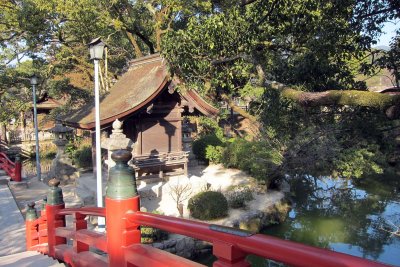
left=124, top=90, right=183, bottom=156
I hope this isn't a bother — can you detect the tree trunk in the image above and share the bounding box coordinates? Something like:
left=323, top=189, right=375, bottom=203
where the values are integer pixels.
left=268, top=81, right=400, bottom=118
left=0, top=123, right=7, bottom=145
left=220, top=93, right=261, bottom=136
left=125, top=31, right=144, bottom=57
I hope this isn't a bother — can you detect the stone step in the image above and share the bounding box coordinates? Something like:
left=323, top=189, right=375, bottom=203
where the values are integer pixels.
left=0, top=174, right=10, bottom=185
left=0, top=251, right=66, bottom=267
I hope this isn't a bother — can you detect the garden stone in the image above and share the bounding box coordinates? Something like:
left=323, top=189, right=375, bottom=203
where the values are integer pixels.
left=152, top=243, right=164, bottom=250
left=164, top=247, right=176, bottom=254
left=239, top=217, right=262, bottom=232
left=176, top=237, right=195, bottom=259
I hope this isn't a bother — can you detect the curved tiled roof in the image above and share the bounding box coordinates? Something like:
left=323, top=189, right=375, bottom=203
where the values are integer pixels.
left=60, top=55, right=169, bottom=129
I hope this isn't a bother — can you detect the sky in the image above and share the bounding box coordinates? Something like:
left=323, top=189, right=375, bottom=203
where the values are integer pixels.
left=375, top=20, right=399, bottom=47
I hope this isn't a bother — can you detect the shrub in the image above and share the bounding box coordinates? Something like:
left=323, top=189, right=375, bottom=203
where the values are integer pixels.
left=225, top=185, right=254, bottom=209
left=39, top=143, right=57, bottom=159
left=205, top=145, right=224, bottom=164
left=192, top=134, right=224, bottom=162
left=141, top=226, right=169, bottom=244
left=188, top=191, right=228, bottom=220
left=74, top=145, right=92, bottom=168
left=222, top=139, right=283, bottom=186
left=140, top=210, right=169, bottom=243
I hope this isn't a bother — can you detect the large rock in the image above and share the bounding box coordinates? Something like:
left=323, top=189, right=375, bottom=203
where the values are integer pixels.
left=151, top=236, right=212, bottom=260
left=213, top=191, right=291, bottom=233
left=235, top=200, right=291, bottom=232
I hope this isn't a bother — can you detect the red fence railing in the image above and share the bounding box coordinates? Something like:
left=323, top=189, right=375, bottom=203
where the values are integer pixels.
left=25, top=149, right=394, bottom=267
left=0, top=152, right=21, bottom=182
left=25, top=195, right=393, bottom=267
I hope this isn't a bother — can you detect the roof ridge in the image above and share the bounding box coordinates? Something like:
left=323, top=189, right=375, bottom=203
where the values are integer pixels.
left=129, top=53, right=162, bottom=68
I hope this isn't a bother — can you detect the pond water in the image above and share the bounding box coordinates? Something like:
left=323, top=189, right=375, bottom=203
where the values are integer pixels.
left=261, top=173, right=400, bottom=266
left=197, top=173, right=400, bottom=266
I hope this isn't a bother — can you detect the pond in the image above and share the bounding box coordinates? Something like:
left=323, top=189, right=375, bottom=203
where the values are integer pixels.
left=197, top=173, right=400, bottom=266
left=261, top=173, right=400, bottom=266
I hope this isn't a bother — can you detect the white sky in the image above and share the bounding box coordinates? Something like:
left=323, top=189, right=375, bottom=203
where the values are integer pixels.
left=376, top=20, right=399, bottom=47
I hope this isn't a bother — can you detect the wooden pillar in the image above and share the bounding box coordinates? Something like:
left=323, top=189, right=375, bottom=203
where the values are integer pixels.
left=73, top=212, right=89, bottom=253
left=39, top=198, right=48, bottom=245
left=14, top=154, right=22, bottom=182
left=213, top=241, right=250, bottom=267
left=46, top=179, right=66, bottom=258
left=25, top=202, right=38, bottom=251
left=106, top=149, right=140, bottom=266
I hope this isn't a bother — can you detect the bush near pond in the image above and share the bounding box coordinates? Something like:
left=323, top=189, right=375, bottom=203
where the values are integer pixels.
left=222, top=139, right=282, bottom=185
left=225, top=185, right=254, bottom=209
left=188, top=191, right=228, bottom=220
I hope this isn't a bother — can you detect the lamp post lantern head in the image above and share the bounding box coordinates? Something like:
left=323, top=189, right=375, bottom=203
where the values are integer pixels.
left=88, top=37, right=107, bottom=60
left=30, top=74, right=38, bottom=85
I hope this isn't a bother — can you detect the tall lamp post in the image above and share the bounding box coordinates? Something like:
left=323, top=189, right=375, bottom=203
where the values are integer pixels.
left=88, top=38, right=106, bottom=230
left=31, top=75, right=41, bottom=181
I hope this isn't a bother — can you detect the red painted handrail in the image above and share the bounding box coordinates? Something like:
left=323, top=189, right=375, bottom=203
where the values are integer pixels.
left=28, top=205, right=393, bottom=267
left=126, top=211, right=392, bottom=267
left=25, top=183, right=394, bottom=267
left=0, top=152, right=21, bottom=182
left=57, top=207, right=106, bottom=217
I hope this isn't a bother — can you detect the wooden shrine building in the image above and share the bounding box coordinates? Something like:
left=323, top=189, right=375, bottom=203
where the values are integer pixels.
left=60, top=54, right=218, bottom=177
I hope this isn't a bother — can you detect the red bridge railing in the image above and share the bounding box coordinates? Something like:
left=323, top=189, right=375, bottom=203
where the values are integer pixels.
left=25, top=149, right=393, bottom=267
left=0, top=152, right=22, bottom=182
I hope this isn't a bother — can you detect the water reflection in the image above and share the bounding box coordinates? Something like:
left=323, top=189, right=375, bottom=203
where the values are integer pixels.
left=263, top=174, right=400, bottom=266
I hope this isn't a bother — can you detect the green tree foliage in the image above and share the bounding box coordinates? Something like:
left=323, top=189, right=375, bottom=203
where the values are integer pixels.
left=192, top=134, right=224, bottom=162
left=160, top=0, right=400, bottom=182
left=376, top=36, right=400, bottom=88
left=1, top=0, right=399, bottom=183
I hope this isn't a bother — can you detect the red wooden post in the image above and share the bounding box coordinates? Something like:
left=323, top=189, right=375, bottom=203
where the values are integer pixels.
left=213, top=241, right=250, bottom=267
left=46, top=179, right=66, bottom=258
left=25, top=202, right=38, bottom=251
left=14, top=154, right=22, bottom=182
left=73, top=212, right=89, bottom=253
left=39, top=198, right=48, bottom=245
left=106, top=150, right=141, bottom=266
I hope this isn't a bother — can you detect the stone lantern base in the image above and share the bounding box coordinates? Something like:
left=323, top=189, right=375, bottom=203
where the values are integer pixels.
left=46, top=154, right=78, bottom=184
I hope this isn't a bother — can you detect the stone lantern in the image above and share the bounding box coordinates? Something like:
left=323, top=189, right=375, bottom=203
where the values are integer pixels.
left=102, top=119, right=134, bottom=170
left=46, top=123, right=77, bottom=183
left=182, top=118, right=192, bottom=152
left=51, top=123, right=73, bottom=156
left=182, top=118, right=195, bottom=161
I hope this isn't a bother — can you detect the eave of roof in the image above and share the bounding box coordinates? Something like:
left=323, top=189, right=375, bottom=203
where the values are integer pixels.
left=60, top=54, right=219, bottom=130
left=60, top=55, right=169, bottom=129
left=181, top=89, right=219, bottom=117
